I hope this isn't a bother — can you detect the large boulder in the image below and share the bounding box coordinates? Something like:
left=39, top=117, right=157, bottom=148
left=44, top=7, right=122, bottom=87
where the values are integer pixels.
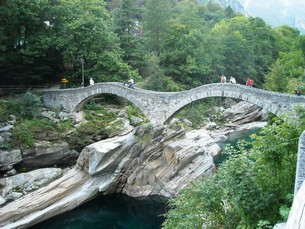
left=221, top=101, right=263, bottom=124
left=0, top=149, right=22, bottom=172
left=21, top=141, right=79, bottom=168
left=0, top=168, right=63, bottom=204
left=119, top=127, right=221, bottom=197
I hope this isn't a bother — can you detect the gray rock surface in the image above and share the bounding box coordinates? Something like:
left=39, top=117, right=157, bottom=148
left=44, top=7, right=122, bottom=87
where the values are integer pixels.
left=0, top=149, right=22, bottom=171
left=21, top=141, right=79, bottom=168
left=0, top=125, right=13, bottom=133
left=0, top=168, right=63, bottom=204
left=0, top=101, right=267, bottom=228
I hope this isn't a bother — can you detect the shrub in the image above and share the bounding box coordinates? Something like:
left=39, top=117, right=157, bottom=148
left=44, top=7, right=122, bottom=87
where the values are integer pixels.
left=11, top=118, right=57, bottom=148
left=0, top=100, right=8, bottom=122
left=67, top=121, right=108, bottom=151
left=84, top=104, right=118, bottom=123
left=126, top=104, right=147, bottom=126
left=177, top=99, right=220, bottom=129
left=0, top=99, right=19, bottom=122
left=12, top=123, right=35, bottom=148
left=19, top=92, right=42, bottom=119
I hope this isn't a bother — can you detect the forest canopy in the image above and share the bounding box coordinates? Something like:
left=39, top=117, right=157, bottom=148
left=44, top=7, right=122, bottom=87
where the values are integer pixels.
left=0, top=0, right=304, bottom=92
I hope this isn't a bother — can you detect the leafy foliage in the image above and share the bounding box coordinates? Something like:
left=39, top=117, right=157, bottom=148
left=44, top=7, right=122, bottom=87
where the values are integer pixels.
left=0, top=92, right=41, bottom=120
left=163, top=107, right=305, bottom=228
left=264, top=50, right=305, bottom=93
left=19, top=92, right=42, bottom=119
left=1, top=0, right=304, bottom=91
left=126, top=104, right=147, bottom=126
left=12, top=118, right=55, bottom=148
left=67, top=103, right=121, bottom=151
left=143, top=0, right=171, bottom=56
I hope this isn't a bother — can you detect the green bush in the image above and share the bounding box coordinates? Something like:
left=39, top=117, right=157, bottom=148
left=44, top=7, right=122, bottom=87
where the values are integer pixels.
left=57, top=120, right=73, bottom=137
left=11, top=118, right=57, bottom=148
left=67, top=121, right=108, bottom=151
left=12, top=123, right=35, bottom=148
left=126, top=104, right=147, bottom=126
left=84, top=103, right=118, bottom=123
left=0, top=142, right=11, bottom=150
left=176, top=99, right=221, bottom=128
left=1, top=93, right=43, bottom=121
left=0, top=99, right=19, bottom=122
left=105, top=119, right=125, bottom=137
left=143, top=74, right=182, bottom=92
left=19, top=92, right=42, bottom=119
left=0, top=100, right=8, bottom=122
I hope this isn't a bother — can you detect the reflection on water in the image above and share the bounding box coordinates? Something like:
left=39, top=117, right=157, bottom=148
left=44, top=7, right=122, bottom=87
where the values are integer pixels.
left=31, top=194, right=167, bottom=229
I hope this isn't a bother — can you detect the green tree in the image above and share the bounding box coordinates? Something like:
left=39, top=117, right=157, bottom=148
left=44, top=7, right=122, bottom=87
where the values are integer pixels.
left=163, top=108, right=305, bottom=228
left=53, top=0, right=139, bottom=84
left=143, top=0, right=171, bottom=56
left=0, top=0, right=58, bottom=85
left=274, top=26, right=301, bottom=53
left=113, top=0, right=145, bottom=71
left=212, top=16, right=278, bottom=87
left=264, top=50, right=305, bottom=93
left=159, top=0, right=226, bottom=87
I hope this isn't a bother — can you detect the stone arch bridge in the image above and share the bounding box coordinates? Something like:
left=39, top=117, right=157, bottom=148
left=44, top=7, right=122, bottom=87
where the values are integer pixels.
left=43, top=82, right=305, bottom=126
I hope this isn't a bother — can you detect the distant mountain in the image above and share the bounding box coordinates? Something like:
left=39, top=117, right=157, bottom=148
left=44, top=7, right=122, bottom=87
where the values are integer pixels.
left=199, top=0, right=305, bottom=34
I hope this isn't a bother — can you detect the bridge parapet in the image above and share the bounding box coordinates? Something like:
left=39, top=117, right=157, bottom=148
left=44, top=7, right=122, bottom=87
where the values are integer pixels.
left=43, top=83, right=305, bottom=126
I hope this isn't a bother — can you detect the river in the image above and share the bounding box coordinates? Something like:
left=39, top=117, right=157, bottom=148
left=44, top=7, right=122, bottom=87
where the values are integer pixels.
left=31, top=194, right=167, bottom=229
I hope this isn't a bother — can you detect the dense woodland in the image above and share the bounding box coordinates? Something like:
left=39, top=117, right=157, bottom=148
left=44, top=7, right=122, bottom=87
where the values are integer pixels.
left=1, top=0, right=304, bottom=92
left=1, top=0, right=305, bottom=228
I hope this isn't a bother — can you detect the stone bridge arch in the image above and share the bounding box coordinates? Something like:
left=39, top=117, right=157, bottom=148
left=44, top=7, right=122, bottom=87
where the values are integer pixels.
left=43, top=82, right=305, bottom=126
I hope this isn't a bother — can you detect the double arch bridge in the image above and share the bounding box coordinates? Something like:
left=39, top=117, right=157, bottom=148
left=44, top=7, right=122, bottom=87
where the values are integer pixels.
left=42, top=82, right=305, bottom=126
left=42, top=82, right=305, bottom=226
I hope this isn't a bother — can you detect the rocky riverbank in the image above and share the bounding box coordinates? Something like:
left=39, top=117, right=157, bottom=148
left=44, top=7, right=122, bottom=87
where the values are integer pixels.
left=0, top=101, right=267, bottom=228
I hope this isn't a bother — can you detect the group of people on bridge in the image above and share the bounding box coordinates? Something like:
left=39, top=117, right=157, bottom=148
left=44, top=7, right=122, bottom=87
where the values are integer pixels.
left=220, top=75, right=254, bottom=88
left=78, top=75, right=304, bottom=96
left=87, top=77, right=135, bottom=89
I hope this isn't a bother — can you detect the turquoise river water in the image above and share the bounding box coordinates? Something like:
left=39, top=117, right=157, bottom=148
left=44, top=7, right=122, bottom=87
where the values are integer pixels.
left=31, top=194, right=167, bottom=229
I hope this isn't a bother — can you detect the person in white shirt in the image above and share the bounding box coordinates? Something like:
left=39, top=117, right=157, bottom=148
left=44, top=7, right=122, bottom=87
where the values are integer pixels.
left=89, top=78, right=94, bottom=85
left=128, top=78, right=135, bottom=89
left=229, top=76, right=236, bottom=84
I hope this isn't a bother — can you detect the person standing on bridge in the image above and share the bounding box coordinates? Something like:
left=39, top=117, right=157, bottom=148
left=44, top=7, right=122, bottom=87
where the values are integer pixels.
left=89, top=78, right=94, bottom=86
left=220, top=75, right=226, bottom=83
left=246, top=78, right=253, bottom=89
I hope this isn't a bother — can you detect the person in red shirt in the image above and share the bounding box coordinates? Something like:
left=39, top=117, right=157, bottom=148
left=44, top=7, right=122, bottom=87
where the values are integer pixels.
left=246, top=78, right=254, bottom=89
